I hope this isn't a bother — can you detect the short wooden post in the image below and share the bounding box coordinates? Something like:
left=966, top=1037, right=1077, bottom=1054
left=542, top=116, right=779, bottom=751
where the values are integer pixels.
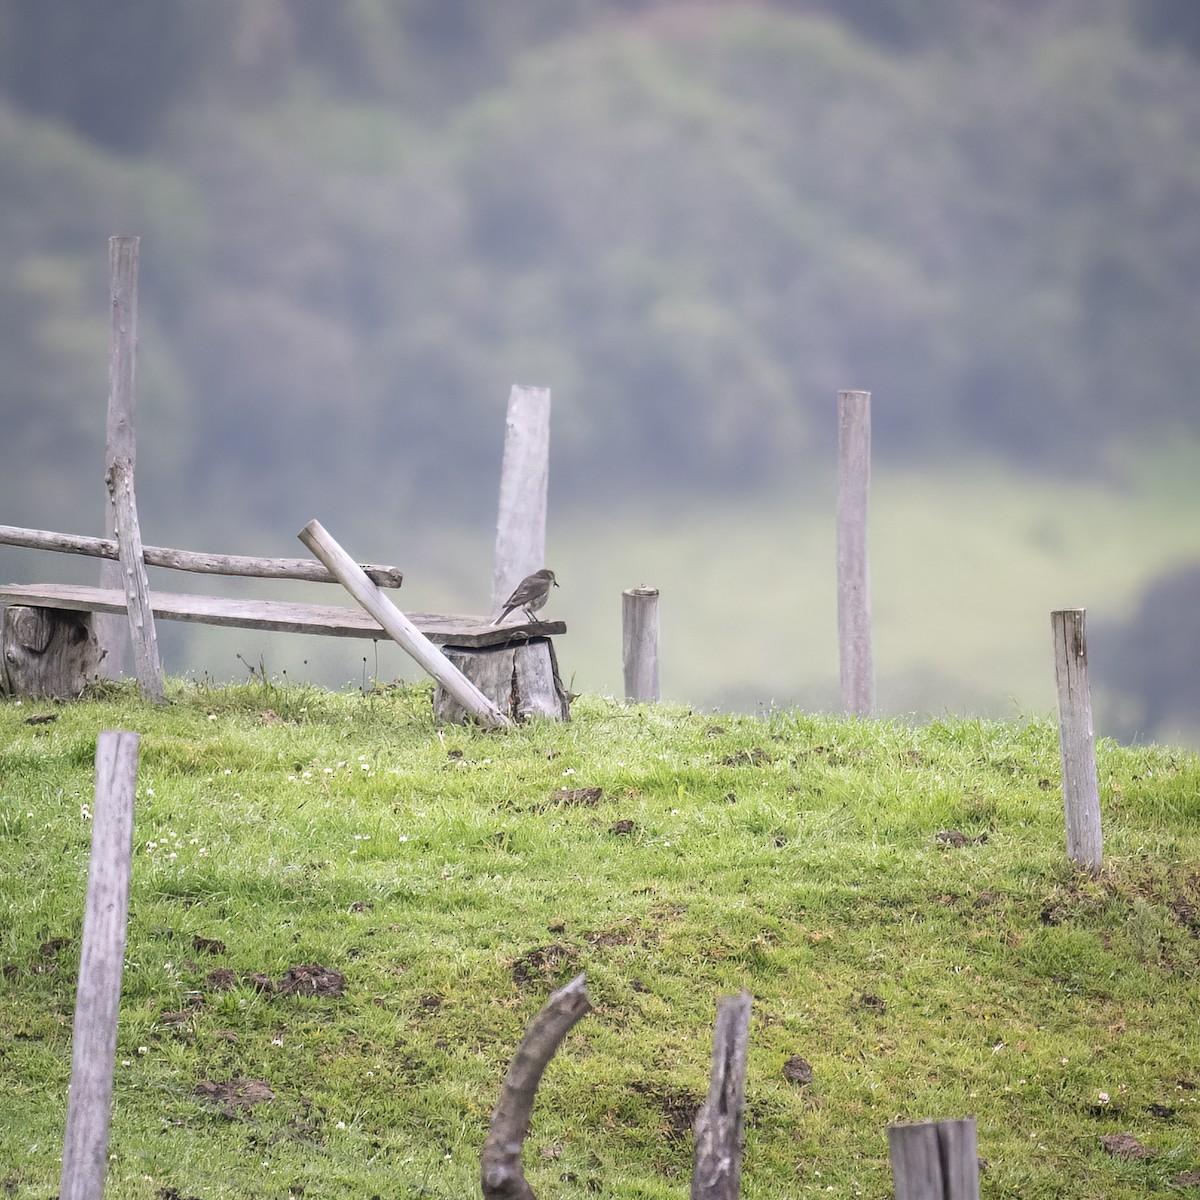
left=97, top=236, right=139, bottom=677
left=837, top=389, right=874, bottom=716
left=1, top=606, right=100, bottom=699
left=106, top=457, right=165, bottom=703
left=888, top=1117, right=980, bottom=1200
left=60, top=731, right=140, bottom=1200
left=299, top=520, right=512, bottom=728
left=1051, top=609, right=1103, bottom=869
left=622, top=587, right=661, bottom=703
left=492, top=385, right=551, bottom=616
left=691, top=992, right=752, bottom=1200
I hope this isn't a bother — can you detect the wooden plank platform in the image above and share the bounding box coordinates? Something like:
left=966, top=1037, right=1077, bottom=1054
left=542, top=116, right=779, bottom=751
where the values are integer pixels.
left=0, top=584, right=564, bottom=649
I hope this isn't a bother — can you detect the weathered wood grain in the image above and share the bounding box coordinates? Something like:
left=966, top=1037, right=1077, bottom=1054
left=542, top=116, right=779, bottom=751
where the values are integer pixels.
left=836, top=389, right=875, bottom=716
left=1, top=605, right=100, bottom=698
left=0, top=524, right=404, bottom=587
left=432, top=640, right=570, bottom=724
left=622, top=586, right=661, bottom=703
left=60, top=731, right=139, bottom=1200
left=1052, top=608, right=1104, bottom=869
left=491, top=384, right=551, bottom=615
left=0, top=584, right=564, bottom=645
left=888, top=1117, right=980, bottom=1200
left=691, top=992, right=752, bottom=1200
left=106, top=457, right=164, bottom=702
left=481, top=973, right=592, bottom=1200
left=97, top=235, right=139, bottom=673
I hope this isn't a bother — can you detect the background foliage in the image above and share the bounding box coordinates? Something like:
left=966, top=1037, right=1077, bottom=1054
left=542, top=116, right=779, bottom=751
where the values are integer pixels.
left=0, top=0, right=1198, bottom=736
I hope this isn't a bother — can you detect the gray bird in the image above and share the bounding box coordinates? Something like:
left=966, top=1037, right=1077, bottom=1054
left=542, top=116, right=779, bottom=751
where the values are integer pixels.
left=492, top=568, right=558, bottom=624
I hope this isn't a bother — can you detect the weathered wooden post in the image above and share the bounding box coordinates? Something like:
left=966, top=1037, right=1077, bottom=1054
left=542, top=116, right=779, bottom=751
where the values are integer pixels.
left=1051, top=608, right=1103, bottom=870
left=60, top=731, right=139, bottom=1200
left=299, top=519, right=513, bottom=728
left=692, top=992, right=752, bottom=1200
left=888, top=1117, right=980, bottom=1200
left=96, top=236, right=139, bottom=678
left=481, top=973, right=592, bottom=1200
left=837, top=389, right=874, bottom=716
left=492, top=385, right=551, bottom=615
left=622, top=586, right=660, bottom=703
left=107, top=456, right=165, bottom=703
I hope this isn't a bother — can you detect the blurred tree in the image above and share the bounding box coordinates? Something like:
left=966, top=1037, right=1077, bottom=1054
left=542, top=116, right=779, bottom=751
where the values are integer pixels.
left=1097, top=562, right=1200, bottom=742
left=0, top=0, right=215, bottom=151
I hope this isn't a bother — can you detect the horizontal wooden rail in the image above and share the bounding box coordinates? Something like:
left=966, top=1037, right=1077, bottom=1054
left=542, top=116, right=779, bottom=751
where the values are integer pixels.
left=0, top=583, right=563, bottom=647
left=0, top=524, right=403, bottom=588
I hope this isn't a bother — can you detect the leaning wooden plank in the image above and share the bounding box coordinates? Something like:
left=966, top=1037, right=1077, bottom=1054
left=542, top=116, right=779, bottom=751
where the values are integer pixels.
left=0, top=584, right=564, bottom=645
left=0, top=524, right=404, bottom=587
left=106, top=457, right=164, bottom=702
left=60, top=730, right=139, bottom=1200
left=299, top=519, right=512, bottom=727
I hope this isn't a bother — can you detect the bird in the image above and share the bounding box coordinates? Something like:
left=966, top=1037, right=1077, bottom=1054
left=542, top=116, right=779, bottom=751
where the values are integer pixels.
left=492, top=568, right=558, bottom=624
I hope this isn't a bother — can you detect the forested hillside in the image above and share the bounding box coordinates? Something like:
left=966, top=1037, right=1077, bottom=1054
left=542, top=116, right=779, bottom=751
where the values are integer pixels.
left=1, top=0, right=1198, bottom=735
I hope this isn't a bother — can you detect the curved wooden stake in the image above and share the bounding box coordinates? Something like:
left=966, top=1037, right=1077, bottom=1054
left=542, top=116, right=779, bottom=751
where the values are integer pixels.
left=481, top=973, right=592, bottom=1200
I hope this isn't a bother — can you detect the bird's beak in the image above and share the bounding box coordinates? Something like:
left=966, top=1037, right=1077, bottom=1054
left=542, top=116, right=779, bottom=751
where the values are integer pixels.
left=553, top=578, right=560, bottom=587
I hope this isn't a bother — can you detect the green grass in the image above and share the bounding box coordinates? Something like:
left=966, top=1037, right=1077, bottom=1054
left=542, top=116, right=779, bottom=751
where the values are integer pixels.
left=1, top=681, right=1198, bottom=1198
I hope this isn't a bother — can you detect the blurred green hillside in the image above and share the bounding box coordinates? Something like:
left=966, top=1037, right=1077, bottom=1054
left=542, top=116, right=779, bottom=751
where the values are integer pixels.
left=1, top=0, right=1198, bottom=738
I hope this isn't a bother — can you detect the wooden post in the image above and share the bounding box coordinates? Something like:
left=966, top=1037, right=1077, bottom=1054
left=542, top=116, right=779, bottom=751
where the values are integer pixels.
left=1051, top=609, right=1103, bottom=869
left=492, top=385, right=551, bottom=615
left=2, top=606, right=100, bottom=699
left=481, top=973, right=592, bottom=1200
left=97, top=236, right=139, bottom=677
left=888, top=1117, right=980, bottom=1200
left=106, top=457, right=165, bottom=703
left=691, top=992, right=752, bottom=1200
left=837, top=389, right=874, bottom=716
left=60, top=731, right=139, bottom=1200
left=433, top=642, right=570, bottom=724
left=299, top=520, right=512, bottom=728
left=622, top=587, right=661, bottom=703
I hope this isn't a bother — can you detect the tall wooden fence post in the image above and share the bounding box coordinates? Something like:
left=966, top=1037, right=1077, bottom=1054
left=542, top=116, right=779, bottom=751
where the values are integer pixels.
left=492, top=385, right=551, bottom=616
left=60, top=731, right=140, bottom=1200
left=97, top=236, right=139, bottom=677
left=1051, top=608, right=1103, bottom=869
left=888, top=1117, right=980, bottom=1200
left=622, top=586, right=660, bottom=703
left=836, top=389, right=874, bottom=716
left=691, top=992, right=752, bottom=1200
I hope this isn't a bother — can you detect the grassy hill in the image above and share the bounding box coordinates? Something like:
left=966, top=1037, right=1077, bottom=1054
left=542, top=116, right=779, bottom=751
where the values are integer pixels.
left=1, top=682, right=1198, bottom=1198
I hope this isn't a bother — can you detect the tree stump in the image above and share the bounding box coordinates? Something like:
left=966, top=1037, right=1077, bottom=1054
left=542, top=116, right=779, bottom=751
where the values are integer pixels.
left=2, top=606, right=102, bottom=699
left=432, top=638, right=570, bottom=724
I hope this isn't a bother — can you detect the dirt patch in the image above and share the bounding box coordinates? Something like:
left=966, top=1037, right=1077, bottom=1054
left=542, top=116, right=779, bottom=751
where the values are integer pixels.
left=722, top=747, right=771, bottom=766
left=935, top=829, right=988, bottom=848
left=278, top=963, right=344, bottom=997
left=1099, top=1132, right=1154, bottom=1159
left=194, top=1077, right=276, bottom=1118
left=512, top=942, right=579, bottom=987
left=609, top=819, right=635, bottom=836
left=628, top=1081, right=701, bottom=1144
left=192, top=934, right=226, bottom=955
left=782, top=1055, right=814, bottom=1087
